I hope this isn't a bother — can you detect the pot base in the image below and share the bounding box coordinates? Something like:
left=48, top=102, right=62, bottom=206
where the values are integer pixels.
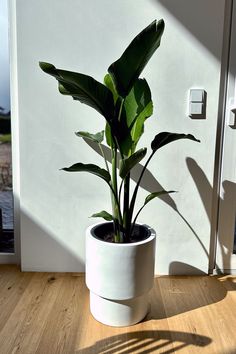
left=89, top=291, right=149, bottom=327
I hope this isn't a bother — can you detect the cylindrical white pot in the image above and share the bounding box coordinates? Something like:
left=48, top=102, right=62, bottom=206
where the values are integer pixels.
left=86, top=222, right=156, bottom=327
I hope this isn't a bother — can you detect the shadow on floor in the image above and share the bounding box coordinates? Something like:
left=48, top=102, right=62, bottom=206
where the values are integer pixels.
left=147, top=273, right=236, bottom=320
left=76, top=330, right=211, bottom=354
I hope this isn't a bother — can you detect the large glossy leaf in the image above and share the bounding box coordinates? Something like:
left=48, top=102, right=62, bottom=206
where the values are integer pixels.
left=111, top=97, right=133, bottom=156
left=108, top=19, right=165, bottom=97
left=117, top=132, right=133, bottom=157
left=124, top=78, right=153, bottom=152
left=90, top=210, right=113, bottom=221
left=144, top=190, right=176, bottom=205
left=103, top=76, right=153, bottom=155
left=119, top=148, right=147, bottom=179
left=39, top=62, right=114, bottom=123
left=151, top=132, right=200, bottom=152
left=103, top=74, right=118, bottom=148
left=75, top=130, right=104, bottom=143
left=124, top=79, right=152, bottom=127
left=107, top=78, right=153, bottom=156
left=61, top=163, right=110, bottom=183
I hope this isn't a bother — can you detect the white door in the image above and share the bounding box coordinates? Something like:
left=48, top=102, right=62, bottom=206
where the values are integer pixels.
left=216, top=1, right=236, bottom=273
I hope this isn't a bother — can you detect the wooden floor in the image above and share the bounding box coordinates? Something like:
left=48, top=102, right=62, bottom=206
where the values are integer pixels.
left=0, top=266, right=236, bottom=354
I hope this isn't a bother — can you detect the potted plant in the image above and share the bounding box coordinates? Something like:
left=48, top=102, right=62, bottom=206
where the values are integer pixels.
left=39, top=19, right=199, bottom=326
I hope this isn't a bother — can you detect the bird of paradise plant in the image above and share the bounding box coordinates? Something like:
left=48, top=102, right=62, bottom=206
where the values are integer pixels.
left=39, top=19, right=199, bottom=243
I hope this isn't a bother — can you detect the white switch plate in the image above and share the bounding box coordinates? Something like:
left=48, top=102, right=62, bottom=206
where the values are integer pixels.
left=189, top=88, right=206, bottom=118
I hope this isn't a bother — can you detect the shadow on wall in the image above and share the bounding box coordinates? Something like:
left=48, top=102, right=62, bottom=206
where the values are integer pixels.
left=86, top=140, right=236, bottom=274
left=152, top=0, right=236, bottom=272
left=76, top=330, right=211, bottom=354
left=21, top=210, right=84, bottom=272
left=169, top=262, right=206, bottom=275
left=217, top=180, right=236, bottom=267
left=186, top=157, right=236, bottom=273
left=157, top=0, right=224, bottom=60
left=20, top=153, right=233, bottom=274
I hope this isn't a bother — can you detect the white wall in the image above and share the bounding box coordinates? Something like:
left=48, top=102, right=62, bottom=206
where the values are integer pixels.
left=10, top=0, right=225, bottom=273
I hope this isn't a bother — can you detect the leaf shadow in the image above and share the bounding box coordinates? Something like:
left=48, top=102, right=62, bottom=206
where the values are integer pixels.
left=186, top=157, right=236, bottom=273
left=76, top=330, right=211, bottom=354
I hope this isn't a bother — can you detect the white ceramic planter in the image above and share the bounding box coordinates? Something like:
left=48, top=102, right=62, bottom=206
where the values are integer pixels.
left=85, top=222, right=156, bottom=327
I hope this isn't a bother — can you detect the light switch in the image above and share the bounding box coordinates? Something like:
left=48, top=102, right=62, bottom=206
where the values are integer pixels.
left=190, top=89, right=204, bottom=102
left=190, top=102, right=203, bottom=115
left=189, top=89, right=206, bottom=119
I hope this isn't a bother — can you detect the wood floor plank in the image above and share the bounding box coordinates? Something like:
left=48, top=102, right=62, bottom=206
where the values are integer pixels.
left=0, top=266, right=34, bottom=332
left=156, top=275, right=208, bottom=353
left=75, top=289, right=128, bottom=353
left=36, top=274, right=86, bottom=354
left=158, top=276, right=236, bottom=354
left=0, top=272, right=64, bottom=353
left=0, top=266, right=236, bottom=354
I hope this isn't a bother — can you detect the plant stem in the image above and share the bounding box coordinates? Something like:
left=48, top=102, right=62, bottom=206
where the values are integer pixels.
left=129, top=151, right=155, bottom=230
left=111, top=147, right=122, bottom=242
left=123, top=172, right=130, bottom=241
left=98, top=143, right=122, bottom=225
left=111, top=97, right=125, bottom=242
left=108, top=182, right=122, bottom=221
left=118, top=178, right=124, bottom=207
left=130, top=204, right=145, bottom=236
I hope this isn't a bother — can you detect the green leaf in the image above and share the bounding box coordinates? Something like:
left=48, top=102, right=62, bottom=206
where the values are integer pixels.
left=105, top=122, right=113, bottom=148
left=131, top=102, right=153, bottom=143
left=61, top=163, right=110, bottom=183
left=109, top=79, right=153, bottom=156
left=90, top=210, right=113, bottom=221
left=117, top=132, right=133, bottom=157
left=119, top=148, right=147, bottom=179
left=151, top=132, right=200, bottom=152
left=132, top=190, right=176, bottom=226
left=144, top=190, right=176, bottom=205
left=124, top=79, right=152, bottom=127
left=113, top=97, right=133, bottom=156
left=75, top=130, right=104, bottom=143
left=108, top=19, right=165, bottom=97
left=124, top=78, right=153, bottom=152
left=39, top=62, right=114, bottom=124
left=104, top=73, right=119, bottom=103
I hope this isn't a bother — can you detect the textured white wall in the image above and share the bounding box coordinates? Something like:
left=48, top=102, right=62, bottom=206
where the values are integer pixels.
left=10, top=0, right=225, bottom=273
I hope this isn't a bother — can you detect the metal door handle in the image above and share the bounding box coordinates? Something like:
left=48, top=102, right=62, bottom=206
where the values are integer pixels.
left=228, top=97, right=236, bottom=127
left=229, top=107, right=236, bottom=126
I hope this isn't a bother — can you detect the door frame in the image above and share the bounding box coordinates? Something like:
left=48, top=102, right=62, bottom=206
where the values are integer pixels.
left=0, top=0, right=20, bottom=265
left=210, top=0, right=235, bottom=274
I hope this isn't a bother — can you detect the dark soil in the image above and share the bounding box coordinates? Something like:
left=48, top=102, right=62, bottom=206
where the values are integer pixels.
left=91, top=222, right=150, bottom=243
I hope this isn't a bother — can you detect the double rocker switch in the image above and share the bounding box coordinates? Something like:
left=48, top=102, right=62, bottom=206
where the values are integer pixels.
left=189, top=89, right=206, bottom=119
